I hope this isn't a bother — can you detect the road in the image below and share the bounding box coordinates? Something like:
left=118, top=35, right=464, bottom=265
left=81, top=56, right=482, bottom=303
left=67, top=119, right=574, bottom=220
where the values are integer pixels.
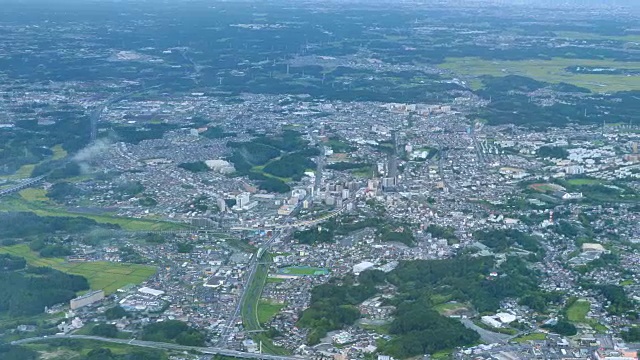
left=460, top=318, right=515, bottom=344
left=11, top=334, right=299, bottom=360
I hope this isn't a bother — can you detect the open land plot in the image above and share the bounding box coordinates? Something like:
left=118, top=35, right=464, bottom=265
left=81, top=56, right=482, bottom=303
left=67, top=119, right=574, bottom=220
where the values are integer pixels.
left=0, top=244, right=156, bottom=294
left=513, top=332, right=547, bottom=343
left=567, top=299, right=591, bottom=323
left=257, top=300, right=285, bottom=324
left=439, top=57, right=640, bottom=93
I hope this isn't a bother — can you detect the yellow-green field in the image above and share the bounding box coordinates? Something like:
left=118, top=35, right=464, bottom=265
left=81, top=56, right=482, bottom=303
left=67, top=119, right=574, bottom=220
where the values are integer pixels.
left=0, top=244, right=156, bottom=294
left=51, top=144, right=68, bottom=160
left=513, top=332, right=547, bottom=343
left=0, top=191, right=186, bottom=231
left=439, top=57, right=640, bottom=92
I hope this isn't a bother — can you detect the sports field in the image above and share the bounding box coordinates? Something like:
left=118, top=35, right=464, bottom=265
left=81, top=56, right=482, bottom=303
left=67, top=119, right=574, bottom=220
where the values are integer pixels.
left=439, top=57, right=640, bottom=93
left=0, top=244, right=156, bottom=294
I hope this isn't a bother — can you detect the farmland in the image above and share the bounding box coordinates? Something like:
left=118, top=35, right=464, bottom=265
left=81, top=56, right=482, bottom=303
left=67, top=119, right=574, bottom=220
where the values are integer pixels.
left=0, top=244, right=156, bottom=294
left=439, top=57, right=640, bottom=93
left=0, top=191, right=187, bottom=231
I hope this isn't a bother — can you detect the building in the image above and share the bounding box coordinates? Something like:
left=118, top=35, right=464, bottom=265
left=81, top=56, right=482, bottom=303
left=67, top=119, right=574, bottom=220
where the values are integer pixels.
left=70, top=290, right=105, bottom=310
left=594, top=349, right=638, bottom=360
left=481, top=315, right=503, bottom=328
left=235, top=192, right=251, bottom=209
left=353, top=261, right=375, bottom=275
left=138, top=287, right=165, bottom=297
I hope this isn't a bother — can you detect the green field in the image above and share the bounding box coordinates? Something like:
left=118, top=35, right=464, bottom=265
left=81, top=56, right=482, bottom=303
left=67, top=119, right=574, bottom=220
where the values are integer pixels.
left=277, top=266, right=330, bottom=276
left=439, top=57, right=640, bottom=93
left=513, top=332, right=547, bottom=343
left=257, top=300, right=284, bottom=324
left=567, top=299, right=590, bottom=322
left=0, top=192, right=187, bottom=231
left=566, top=178, right=602, bottom=186
left=0, top=244, right=156, bottom=294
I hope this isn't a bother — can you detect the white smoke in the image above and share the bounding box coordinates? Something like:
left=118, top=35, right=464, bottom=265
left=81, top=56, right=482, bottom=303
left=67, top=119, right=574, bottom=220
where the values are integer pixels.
left=73, top=138, right=112, bottom=163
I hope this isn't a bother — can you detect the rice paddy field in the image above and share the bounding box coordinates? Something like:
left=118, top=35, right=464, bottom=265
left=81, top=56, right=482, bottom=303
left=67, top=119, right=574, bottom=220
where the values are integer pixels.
left=0, top=244, right=156, bottom=294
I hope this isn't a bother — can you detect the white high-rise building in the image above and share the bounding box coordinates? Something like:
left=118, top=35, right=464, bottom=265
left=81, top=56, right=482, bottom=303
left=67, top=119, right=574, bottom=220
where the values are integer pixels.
left=236, top=192, right=250, bottom=209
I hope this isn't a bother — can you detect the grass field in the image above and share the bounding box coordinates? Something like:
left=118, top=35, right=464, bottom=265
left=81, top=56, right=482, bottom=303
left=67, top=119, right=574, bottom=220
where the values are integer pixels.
left=566, top=178, right=601, bottom=186
left=278, top=266, right=329, bottom=276
left=567, top=299, right=590, bottom=322
left=513, top=332, right=547, bottom=343
left=439, top=57, right=640, bottom=93
left=0, top=244, right=156, bottom=294
left=257, top=300, right=284, bottom=324
left=51, top=144, right=68, bottom=160
left=0, top=193, right=187, bottom=231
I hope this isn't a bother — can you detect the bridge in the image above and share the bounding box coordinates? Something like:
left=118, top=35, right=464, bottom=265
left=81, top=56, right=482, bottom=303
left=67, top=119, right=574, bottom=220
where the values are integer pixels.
left=12, top=334, right=300, bottom=360
left=230, top=203, right=348, bottom=231
left=0, top=175, right=47, bottom=198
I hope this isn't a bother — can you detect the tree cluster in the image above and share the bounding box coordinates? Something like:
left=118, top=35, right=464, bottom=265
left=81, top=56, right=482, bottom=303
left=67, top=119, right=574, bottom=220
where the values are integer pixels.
left=381, top=300, right=480, bottom=358
left=0, top=212, right=116, bottom=238
left=0, top=261, right=89, bottom=316
left=178, top=161, right=210, bottom=173
left=141, top=320, right=206, bottom=347
left=297, top=280, right=377, bottom=345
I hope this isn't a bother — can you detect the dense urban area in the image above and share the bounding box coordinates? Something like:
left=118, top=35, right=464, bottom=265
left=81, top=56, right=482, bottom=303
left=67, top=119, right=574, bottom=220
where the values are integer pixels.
left=0, top=0, right=639, bottom=360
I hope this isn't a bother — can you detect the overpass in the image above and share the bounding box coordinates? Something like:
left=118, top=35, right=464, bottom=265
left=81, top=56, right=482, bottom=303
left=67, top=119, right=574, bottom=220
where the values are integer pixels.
left=0, top=175, right=47, bottom=198
left=230, top=203, right=348, bottom=231
left=12, top=334, right=300, bottom=360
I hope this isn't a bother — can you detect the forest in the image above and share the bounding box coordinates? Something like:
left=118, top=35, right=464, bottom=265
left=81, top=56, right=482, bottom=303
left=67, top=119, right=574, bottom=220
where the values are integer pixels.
left=298, top=253, right=554, bottom=357
left=0, top=212, right=117, bottom=238
left=141, top=320, right=206, bottom=347
left=380, top=300, right=480, bottom=358
left=0, top=259, right=89, bottom=316
left=226, top=131, right=317, bottom=193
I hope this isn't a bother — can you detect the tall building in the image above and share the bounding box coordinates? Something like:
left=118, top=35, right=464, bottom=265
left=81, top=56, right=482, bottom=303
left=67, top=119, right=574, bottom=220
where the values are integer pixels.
left=236, top=192, right=250, bottom=209
left=70, top=290, right=105, bottom=310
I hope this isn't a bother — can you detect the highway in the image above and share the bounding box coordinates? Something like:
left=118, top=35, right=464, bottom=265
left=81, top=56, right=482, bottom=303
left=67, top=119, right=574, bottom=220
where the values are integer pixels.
left=11, top=334, right=299, bottom=360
